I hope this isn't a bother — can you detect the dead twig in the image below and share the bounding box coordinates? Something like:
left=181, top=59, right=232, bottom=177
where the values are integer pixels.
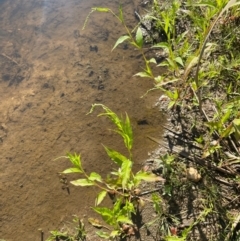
left=0, top=53, right=19, bottom=65
left=223, top=195, right=240, bottom=208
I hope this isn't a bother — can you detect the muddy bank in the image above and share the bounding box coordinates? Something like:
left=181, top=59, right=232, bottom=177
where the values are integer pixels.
left=0, top=0, right=165, bottom=240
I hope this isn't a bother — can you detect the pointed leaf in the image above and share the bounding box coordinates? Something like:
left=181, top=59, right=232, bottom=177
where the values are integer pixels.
left=117, top=216, right=133, bottom=225
left=135, top=171, right=165, bottom=182
left=123, top=113, right=133, bottom=150
left=152, top=42, right=170, bottom=49
left=88, top=218, right=103, bottom=228
left=233, top=119, right=240, bottom=140
left=71, top=178, right=94, bottom=186
left=152, top=193, right=162, bottom=214
left=220, top=124, right=233, bottom=138
left=118, top=5, right=124, bottom=22
left=134, top=71, right=152, bottom=78
left=148, top=58, right=157, bottom=64
left=95, top=190, right=107, bottom=206
left=165, top=236, right=186, bottom=241
left=112, top=35, right=130, bottom=51
left=67, top=153, right=82, bottom=170
left=89, top=172, right=102, bottom=182
left=122, top=200, right=136, bottom=214
left=135, top=27, right=143, bottom=48
left=96, top=231, right=110, bottom=239
left=175, top=57, right=184, bottom=67
left=168, top=100, right=176, bottom=109
left=221, top=109, right=231, bottom=124
left=104, top=146, right=128, bottom=166
left=233, top=119, right=240, bottom=126
left=62, top=167, right=82, bottom=174
left=92, top=7, right=109, bottom=12
left=184, top=56, right=198, bottom=76
left=121, top=159, right=132, bottom=189
left=154, top=76, right=164, bottom=83
left=110, top=230, right=120, bottom=237
left=166, top=58, right=176, bottom=68
left=113, top=198, right=122, bottom=215
left=93, top=207, right=114, bottom=225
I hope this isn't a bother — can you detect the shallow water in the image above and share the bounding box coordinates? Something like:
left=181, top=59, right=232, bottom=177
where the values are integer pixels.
left=0, top=0, right=165, bottom=239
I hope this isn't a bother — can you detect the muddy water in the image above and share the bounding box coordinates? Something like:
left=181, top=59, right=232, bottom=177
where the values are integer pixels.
left=0, top=0, right=165, bottom=240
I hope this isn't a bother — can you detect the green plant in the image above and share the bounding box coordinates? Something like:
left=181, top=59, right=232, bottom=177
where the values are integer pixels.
left=46, top=216, right=86, bottom=241
left=164, top=203, right=212, bottom=241
left=52, top=2, right=240, bottom=240
left=58, top=104, right=164, bottom=239
left=83, top=2, right=240, bottom=155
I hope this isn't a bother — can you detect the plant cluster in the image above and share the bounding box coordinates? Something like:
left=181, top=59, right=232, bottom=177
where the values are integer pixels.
left=51, top=104, right=164, bottom=240
left=48, top=1, right=240, bottom=240
left=91, top=0, right=240, bottom=160
left=46, top=216, right=86, bottom=241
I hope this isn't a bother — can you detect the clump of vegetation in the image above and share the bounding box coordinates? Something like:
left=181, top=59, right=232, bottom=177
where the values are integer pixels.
left=51, top=104, right=164, bottom=240
left=46, top=216, right=86, bottom=241
left=48, top=0, right=240, bottom=240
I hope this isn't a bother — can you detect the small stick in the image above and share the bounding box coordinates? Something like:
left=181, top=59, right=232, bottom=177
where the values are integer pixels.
left=139, top=188, right=162, bottom=196
left=0, top=53, right=19, bottom=65
left=38, top=229, right=44, bottom=241
left=223, top=195, right=240, bottom=208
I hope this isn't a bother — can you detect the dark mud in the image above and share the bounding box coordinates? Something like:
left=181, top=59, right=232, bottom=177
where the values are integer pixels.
left=0, top=0, right=165, bottom=240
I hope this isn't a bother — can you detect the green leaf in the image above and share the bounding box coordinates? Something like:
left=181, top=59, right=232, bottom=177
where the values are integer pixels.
left=233, top=119, right=240, bottom=126
left=168, top=101, right=176, bottom=109
left=118, top=5, right=124, bottom=22
left=89, top=104, right=133, bottom=153
left=113, top=198, right=122, bottom=215
left=96, top=231, right=110, bottom=239
left=117, top=216, right=133, bottom=225
left=71, top=179, right=94, bottom=186
left=110, top=230, right=120, bottom=237
left=148, top=58, right=157, bottom=64
left=112, top=35, right=130, bottom=51
left=154, top=76, right=164, bottom=83
left=157, top=61, right=169, bottom=67
left=92, top=7, right=109, bottom=12
left=205, top=121, right=222, bottom=132
left=135, top=171, right=165, bottom=182
left=152, top=193, right=162, bottom=214
left=122, top=200, right=136, bottom=214
left=62, top=167, right=82, bottom=174
left=95, top=190, right=107, bottom=206
left=166, top=58, right=176, bottom=68
left=175, top=57, right=184, bottom=67
left=135, top=27, right=143, bottom=48
left=121, top=159, right=132, bottom=189
left=88, top=218, right=103, bottom=228
left=165, top=236, right=186, bottom=241
left=134, top=71, right=152, bottom=78
left=221, top=109, right=231, bottom=124
left=123, top=113, right=133, bottom=150
left=89, top=172, right=102, bottom=182
left=152, top=42, right=170, bottom=49
left=184, top=56, right=198, bottom=75
left=93, top=207, right=114, bottom=225
left=67, top=153, right=82, bottom=170
left=104, top=146, right=128, bottom=166
left=233, top=119, right=240, bottom=140
left=173, top=89, right=179, bottom=100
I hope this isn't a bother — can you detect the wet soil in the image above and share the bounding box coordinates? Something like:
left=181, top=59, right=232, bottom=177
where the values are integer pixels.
left=0, top=0, right=165, bottom=240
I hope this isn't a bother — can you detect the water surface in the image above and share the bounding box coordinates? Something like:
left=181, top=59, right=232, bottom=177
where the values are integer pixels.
left=0, top=0, right=165, bottom=239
